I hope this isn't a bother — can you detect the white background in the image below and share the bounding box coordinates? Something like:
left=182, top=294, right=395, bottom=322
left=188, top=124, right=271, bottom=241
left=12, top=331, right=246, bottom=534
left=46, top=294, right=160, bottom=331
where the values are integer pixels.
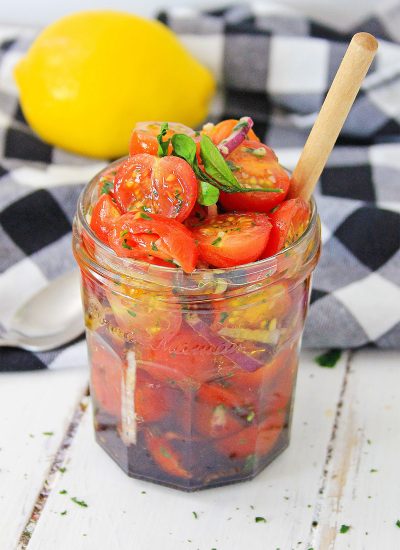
left=0, top=0, right=399, bottom=28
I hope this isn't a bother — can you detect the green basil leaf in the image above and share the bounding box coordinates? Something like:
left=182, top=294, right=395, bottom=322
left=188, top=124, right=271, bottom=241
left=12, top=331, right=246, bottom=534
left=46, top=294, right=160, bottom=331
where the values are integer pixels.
left=200, top=134, right=239, bottom=188
left=198, top=181, right=219, bottom=206
left=157, top=122, right=170, bottom=157
left=171, top=134, right=197, bottom=164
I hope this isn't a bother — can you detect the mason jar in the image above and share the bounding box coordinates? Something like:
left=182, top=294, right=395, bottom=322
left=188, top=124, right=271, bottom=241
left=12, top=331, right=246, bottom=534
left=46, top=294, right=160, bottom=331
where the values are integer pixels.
left=72, top=161, right=321, bottom=491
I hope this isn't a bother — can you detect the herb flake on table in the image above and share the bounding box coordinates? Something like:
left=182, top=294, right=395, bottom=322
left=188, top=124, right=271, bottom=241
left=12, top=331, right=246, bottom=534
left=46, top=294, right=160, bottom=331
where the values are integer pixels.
left=60, top=510, right=67, bottom=516
left=71, top=497, right=88, bottom=508
left=59, top=467, right=67, bottom=473
left=340, top=524, right=350, bottom=533
left=315, top=349, right=342, bottom=368
left=192, top=511, right=198, bottom=519
left=396, top=520, right=400, bottom=528
left=370, top=468, right=378, bottom=473
left=59, top=489, right=67, bottom=495
left=255, top=516, right=267, bottom=523
left=43, top=431, right=54, bottom=436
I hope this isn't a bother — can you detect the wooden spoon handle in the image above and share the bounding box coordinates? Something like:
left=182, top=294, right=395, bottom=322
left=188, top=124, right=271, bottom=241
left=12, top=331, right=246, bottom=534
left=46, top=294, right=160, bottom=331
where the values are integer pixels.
left=288, top=32, right=378, bottom=201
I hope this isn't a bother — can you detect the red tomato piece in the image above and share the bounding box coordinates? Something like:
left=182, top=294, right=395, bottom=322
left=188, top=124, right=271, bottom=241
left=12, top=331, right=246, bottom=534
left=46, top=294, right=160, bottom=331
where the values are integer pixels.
left=88, top=332, right=122, bottom=417
left=190, top=213, right=271, bottom=268
left=108, top=212, right=198, bottom=273
left=135, top=371, right=171, bottom=423
left=145, top=433, right=192, bottom=479
left=262, top=198, right=311, bottom=258
left=202, top=119, right=260, bottom=145
left=129, top=121, right=195, bottom=156
left=90, top=194, right=122, bottom=243
left=114, top=154, right=197, bottom=222
left=219, top=140, right=290, bottom=213
left=215, top=410, right=285, bottom=459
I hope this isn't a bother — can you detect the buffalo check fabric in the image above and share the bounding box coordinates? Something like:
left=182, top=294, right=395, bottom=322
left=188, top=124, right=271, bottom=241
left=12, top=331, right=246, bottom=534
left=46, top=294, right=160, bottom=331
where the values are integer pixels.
left=0, top=5, right=400, bottom=371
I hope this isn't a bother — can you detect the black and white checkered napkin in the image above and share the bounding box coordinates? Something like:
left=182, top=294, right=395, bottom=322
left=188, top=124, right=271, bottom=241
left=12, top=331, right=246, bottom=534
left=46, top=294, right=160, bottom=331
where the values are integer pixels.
left=1, top=4, right=400, bottom=371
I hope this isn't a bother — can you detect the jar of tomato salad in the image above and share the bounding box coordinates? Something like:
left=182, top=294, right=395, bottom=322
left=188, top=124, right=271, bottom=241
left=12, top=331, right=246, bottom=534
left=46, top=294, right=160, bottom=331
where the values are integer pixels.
left=73, top=160, right=320, bottom=491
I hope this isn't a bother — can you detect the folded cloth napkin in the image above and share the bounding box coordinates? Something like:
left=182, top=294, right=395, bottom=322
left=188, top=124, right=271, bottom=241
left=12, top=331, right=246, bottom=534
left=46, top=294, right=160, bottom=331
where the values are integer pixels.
left=0, top=4, right=400, bottom=372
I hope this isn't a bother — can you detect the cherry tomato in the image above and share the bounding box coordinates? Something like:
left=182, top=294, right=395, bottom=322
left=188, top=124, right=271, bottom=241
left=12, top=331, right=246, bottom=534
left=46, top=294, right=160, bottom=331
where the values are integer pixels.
left=88, top=331, right=122, bottom=417
left=190, top=213, right=271, bottom=268
left=114, top=154, right=197, bottom=221
left=202, top=119, right=260, bottom=145
left=135, top=370, right=171, bottom=423
left=264, top=348, right=298, bottom=414
left=108, top=212, right=198, bottom=273
left=215, top=410, right=285, bottom=459
left=145, top=432, right=191, bottom=479
left=262, top=198, right=311, bottom=258
left=129, top=121, right=195, bottom=156
left=138, top=326, right=217, bottom=389
left=106, top=285, right=182, bottom=347
left=90, top=194, right=122, bottom=243
left=219, top=141, right=290, bottom=213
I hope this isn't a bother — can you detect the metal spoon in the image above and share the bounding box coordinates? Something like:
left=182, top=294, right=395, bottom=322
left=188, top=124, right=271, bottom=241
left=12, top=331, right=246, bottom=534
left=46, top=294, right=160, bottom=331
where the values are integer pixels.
left=0, top=270, right=85, bottom=352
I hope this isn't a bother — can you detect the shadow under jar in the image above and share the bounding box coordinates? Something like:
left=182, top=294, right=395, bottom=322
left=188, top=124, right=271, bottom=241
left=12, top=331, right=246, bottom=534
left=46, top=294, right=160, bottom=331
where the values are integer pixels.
left=73, top=161, right=321, bottom=491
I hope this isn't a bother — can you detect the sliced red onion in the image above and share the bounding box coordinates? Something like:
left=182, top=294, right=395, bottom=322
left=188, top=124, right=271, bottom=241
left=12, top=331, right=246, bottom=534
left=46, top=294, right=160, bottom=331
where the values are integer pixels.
left=217, top=117, right=254, bottom=158
left=185, top=314, right=267, bottom=372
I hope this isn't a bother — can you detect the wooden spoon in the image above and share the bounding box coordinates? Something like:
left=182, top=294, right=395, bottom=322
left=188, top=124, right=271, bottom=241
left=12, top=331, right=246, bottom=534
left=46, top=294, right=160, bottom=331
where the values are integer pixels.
left=288, top=32, right=378, bottom=201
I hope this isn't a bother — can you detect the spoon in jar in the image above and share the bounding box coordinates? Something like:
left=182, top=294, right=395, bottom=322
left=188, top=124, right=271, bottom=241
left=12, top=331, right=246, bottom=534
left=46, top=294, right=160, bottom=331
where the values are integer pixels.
left=0, top=269, right=84, bottom=352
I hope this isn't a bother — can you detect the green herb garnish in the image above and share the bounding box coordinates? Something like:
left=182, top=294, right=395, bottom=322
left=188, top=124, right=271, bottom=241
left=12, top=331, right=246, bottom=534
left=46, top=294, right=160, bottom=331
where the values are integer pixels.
left=59, top=489, right=67, bottom=495
left=100, top=180, right=113, bottom=195
left=219, top=312, right=228, bottom=323
left=60, top=510, right=67, bottom=516
left=151, top=241, right=158, bottom=252
left=43, top=432, right=54, bottom=436
left=198, top=181, right=219, bottom=206
left=396, top=520, right=400, bottom=528
left=156, top=122, right=170, bottom=157
left=226, top=160, right=240, bottom=172
left=120, top=230, right=128, bottom=238
left=192, top=511, right=198, bottom=519
left=315, top=349, right=342, bottom=368
left=370, top=468, right=378, bottom=473
left=59, top=467, right=67, bottom=473
left=71, top=497, right=88, bottom=508
left=211, top=236, right=222, bottom=247
left=127, top=310, right=136, bottom=317
left=140, top=212, right=152, bottom=220
left=243, top=146, right=266, bottom=158
left=255, top=516, right=267, bottom=523
left=246, top=411, right=255, bottom=423
left=122, top=241, right=133, bottom=250
left=340, top=525, right=350, bottom=534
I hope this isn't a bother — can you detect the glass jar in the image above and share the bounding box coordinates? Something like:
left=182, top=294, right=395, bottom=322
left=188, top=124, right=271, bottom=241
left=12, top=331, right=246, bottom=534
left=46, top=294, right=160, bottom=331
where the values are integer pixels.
left=72, top=161, right=321, bottom=491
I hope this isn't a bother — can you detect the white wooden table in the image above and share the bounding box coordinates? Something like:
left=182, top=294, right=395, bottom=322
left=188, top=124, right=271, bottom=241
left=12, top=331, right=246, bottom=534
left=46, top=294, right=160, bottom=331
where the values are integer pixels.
left=1, top=349, right=399, bottom=550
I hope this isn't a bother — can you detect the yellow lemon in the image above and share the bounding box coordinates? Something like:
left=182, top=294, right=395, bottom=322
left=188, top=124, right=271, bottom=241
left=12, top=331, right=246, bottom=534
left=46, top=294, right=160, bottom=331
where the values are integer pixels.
left=14, top=11, right=215, bottom=159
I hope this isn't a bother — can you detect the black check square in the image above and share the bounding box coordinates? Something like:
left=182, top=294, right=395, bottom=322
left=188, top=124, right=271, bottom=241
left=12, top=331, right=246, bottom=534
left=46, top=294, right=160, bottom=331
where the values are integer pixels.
left=0, top=189, right=71, bottom=255
left=5, top=128, right=53, bottom=163
left=320, top=165, right=375, bottom=201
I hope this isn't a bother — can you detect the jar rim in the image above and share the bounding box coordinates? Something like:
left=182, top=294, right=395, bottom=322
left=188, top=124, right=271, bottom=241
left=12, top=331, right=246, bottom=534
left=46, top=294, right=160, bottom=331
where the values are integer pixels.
left=76, top=157, right=318, bottom=273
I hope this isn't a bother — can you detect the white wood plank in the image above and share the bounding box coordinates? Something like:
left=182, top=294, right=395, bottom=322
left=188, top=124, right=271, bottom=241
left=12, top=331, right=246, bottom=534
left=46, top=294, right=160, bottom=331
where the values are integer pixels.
left=0, top=368, right=88, bottom=549
left=310, top=350, right=400, bottom=550
left=27, top=351, right=347, bottom=550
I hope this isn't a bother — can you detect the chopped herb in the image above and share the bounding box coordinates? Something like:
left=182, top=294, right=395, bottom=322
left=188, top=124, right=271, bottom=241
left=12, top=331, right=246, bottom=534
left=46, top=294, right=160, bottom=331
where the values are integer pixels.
left=243, top=454, right=256, bottom=473
left=226, top=160, right=240, bottom=172
left=59, top=489, right=67, bottom=495
left=370, top=468, right=378, bottom=473
left=100, top=180, right=113, bottom=195
left=255, top=516, right=267, bottom=523
left=122, top=241, right=133, bottom=250
left=43, top=432, right=54, bottom=436
left=127, top=310, right=136, bottom=317
left=246, top=411, right=255, bottom=423
left=151, top=241, right=158, bottom=252
left=59, top=467, right=67, bottom=473
left=160, top=447, right=173, bottom=459
left=312, top=520, right=318, bottom=527
left=211, top=236, right=222, bottom=247
left=120, top=229, right=128, bottom=238
left=396, top=520, right=400, bottom=528
left=60, top=510, right=67, bottom=516
left=157, top=122, right=170, bottom=157
left=367, top=439, right=372, bottom=445
left=71, top=497, right=88, bottom=508
left=140, top=212, right=152, bottom=220
left=219, top=312, right=228, bottom=323
left=192, top=511, right=198, bottom=519
left=141, top=491, right=146, bottom=494
left=340, top=525, right=350, bottom=534
left=315, top=349, right=342, bottom=368
left=243, top=146, right=267, bottom=158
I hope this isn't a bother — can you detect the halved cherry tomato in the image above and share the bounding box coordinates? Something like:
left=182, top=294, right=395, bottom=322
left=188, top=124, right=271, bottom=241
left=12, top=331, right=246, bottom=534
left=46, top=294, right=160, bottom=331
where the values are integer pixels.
left=108, top=212, right=198, bottom=273
left=202, top=119, right=260, bottom=145
left=262, top=198, right=311, bottom=258
left=215, top=410, right=285, bottom=459
left=129, top=121, right=195, bottom=156
left=190, top=213, right=271, bottom=268
left=138, top=326, right=217, bottom=389
left=88, top=331, right=122, bottom=417
left=219, top=141, right=290, bottom=213
left=106, top=285, right=181, bottom=347
left=135, top=370, right=171, bottom=423
left=145, top=432, right=191, bottom=479
left=114, top=154, right=197, bottom=221
left=90, top=194, right=122, bottom=243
